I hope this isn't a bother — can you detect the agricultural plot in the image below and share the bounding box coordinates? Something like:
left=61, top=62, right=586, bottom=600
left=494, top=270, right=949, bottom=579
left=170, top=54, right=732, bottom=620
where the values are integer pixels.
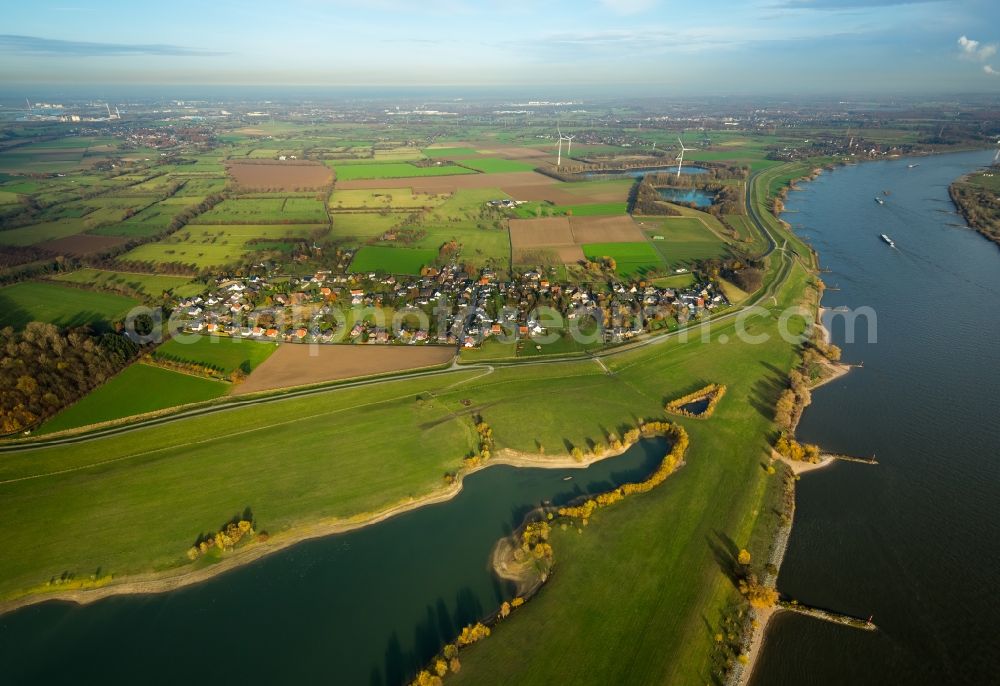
left=154, top=336, right=276, bottom=374
left=642, top=216, right=732, bottom=267
left=227, top=162, right=333, bottom=191
left=330, top=162, right=476, bottom=181
left=329, top=212, right=414, bottom=242
left=510, top=215, right=647, bottom=267
left=423, top=147, right=480, bottom=159
left=399, top=188, right=513, bottom=266
left=583, top=241, right=666, bottom=277
left=37, top=234, right=128, bottom=256
left=337, top=171, right=555, bottom=193
left=0, top=281, right=139, bottom=330
left=559, top=179, right=634, bottom=202
left=173, top=178, right=227, bottom=196
left=234, top=343, right=455, bottom=395
left=0, top=148, right=85, bottom=173
left=192, top=197, right=328, bottom=224
left=39, top=363, right=229, bottom=435
left=329, top=188, right=449, bottom=210
left=53, top=268, right=202, bottom=298
left=348, top=245, right=438, bottom=275
left=123, top=224, right=327, bottom=268
left=0, top=218, right=85, bottom=246
left=512, top=201, right=628, bottom=218
left=91, top=201, right=182, bottom=237
left=459, top=158, right=537, bottom=174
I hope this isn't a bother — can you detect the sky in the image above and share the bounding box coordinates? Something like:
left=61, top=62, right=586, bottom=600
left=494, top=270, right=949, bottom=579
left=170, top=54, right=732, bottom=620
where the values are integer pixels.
left=1, top=0, right=999, bottom=94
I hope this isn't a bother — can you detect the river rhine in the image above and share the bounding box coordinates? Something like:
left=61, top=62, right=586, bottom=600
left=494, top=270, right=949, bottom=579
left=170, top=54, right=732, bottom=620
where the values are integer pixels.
left=751, top=149, right=1000, bottom=685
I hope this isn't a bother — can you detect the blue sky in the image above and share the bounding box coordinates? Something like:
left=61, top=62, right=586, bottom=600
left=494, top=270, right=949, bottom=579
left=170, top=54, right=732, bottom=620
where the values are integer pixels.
left=1, top=0, right=998, bottom=93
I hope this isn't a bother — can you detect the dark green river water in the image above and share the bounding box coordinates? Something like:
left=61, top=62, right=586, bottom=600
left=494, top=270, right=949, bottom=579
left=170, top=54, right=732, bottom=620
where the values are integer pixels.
left=751, top=150, right=1000, bottom=685
left=0, top=437, right=667, bottom=685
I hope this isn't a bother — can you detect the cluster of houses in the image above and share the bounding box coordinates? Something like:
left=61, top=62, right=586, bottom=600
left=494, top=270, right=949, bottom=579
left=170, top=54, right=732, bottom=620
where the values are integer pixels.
left=172, top=262, right=728, bottom=349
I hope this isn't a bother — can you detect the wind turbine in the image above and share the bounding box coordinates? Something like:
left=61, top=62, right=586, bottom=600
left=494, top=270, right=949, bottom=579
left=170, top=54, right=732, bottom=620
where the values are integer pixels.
left=556, top=126, right=574, bottom=168
left=563, top=132, right=575, bottom=156
left=675, top=137, right=694, bottom=178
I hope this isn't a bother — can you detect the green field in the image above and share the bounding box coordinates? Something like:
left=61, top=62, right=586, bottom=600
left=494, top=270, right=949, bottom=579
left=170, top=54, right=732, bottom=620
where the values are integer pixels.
left=423, top=147, right=480, bottom=158
left=0, top=218, right=85, bottom=246
left=513, top=201, right=628, bottom=218
left=192, top=197, right=328, bottom=224
left=642, top=216, right=733, bottom=267
left=329, top=212, right=414, bottom=241
left=39, top=363, right=229, bottom=434
left=153, top=336, right=277, bottom=374
left=0, top=281, right=140, bottom=330
left=459, top=158, right=537, bottom=174
left=122, top=224, right=327, bottom=268
left=583, top=241, right=666, bottom=277
left=331, top=162, right=477, bottom=181
left=53, top=268, right=203, bottom=299
left=330, top=188, right=449, bottom=210
left=348, top=245, right=438, bottom=274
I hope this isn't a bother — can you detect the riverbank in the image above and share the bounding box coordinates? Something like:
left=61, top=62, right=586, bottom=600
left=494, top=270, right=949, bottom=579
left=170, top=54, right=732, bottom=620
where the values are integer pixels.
left=0, top=438, right=642, bottom=617
left=734, top=171, right=853, bottom=686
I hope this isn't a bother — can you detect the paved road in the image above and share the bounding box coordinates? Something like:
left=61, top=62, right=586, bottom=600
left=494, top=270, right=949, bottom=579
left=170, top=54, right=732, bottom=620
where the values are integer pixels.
left=0, top=172, right=795, bottom=453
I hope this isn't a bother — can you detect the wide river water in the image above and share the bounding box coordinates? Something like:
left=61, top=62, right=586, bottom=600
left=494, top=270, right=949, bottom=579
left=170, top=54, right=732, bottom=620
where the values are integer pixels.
left=751, top=150, right=1000, bottom=685
left=0, top=438, right=667, bottom=685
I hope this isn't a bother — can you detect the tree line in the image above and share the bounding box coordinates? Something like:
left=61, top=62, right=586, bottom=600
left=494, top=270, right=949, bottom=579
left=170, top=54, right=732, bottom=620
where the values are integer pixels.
left=0, top=323, right=138, bottom=434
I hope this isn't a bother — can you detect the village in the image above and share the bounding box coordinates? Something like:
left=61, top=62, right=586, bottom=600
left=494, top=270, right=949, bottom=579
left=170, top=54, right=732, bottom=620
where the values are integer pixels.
left=173, top=261, right=729, bottom=351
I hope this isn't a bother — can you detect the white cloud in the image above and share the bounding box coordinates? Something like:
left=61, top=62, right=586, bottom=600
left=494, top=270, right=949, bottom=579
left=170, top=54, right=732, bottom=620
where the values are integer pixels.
left=985, top=65, right=1000, bottom=76
left=958, top=35, right=997, bottom=61
left=598, top=0, right=657, bottom=15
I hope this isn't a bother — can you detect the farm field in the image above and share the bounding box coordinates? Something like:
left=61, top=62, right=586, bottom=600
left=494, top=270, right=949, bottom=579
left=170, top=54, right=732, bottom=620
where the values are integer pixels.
left=234, top=343, right=456, bottom=395
left=423, top=147, right=480, bottom=158
left=192, top=197, right=329, bottom=224
left=329, top=188, right=449, bottom=210
left=348, top=245, right=438, bottom=274
left=459, top=158, right=537, bottom=174
left=510, top=215, right=648, bottom=267
left=122, top=224, right=327, bottom=268
left=330, top=162, right=476, bottom=181
left=512, top=201, right=627, bottom=218
left=583, top=241, right=666, bottom=277
left=329, top=212, right=414, bottom=241
left=36, top=234, right=128, bottom=256
left=0, top=218, right=86, bottom=247
left=153, top=335, right=277, bottom=374
left=641, top=216, right=733, bottom=267
left=336, top=171, right=555, bottom=192
left=227, top=161, right=333, bottom=191
left=39, top=363, right=229, bottom=434
left=0, top=281, right=139, bottom=330
left=53, top=268, right=203, bottom=299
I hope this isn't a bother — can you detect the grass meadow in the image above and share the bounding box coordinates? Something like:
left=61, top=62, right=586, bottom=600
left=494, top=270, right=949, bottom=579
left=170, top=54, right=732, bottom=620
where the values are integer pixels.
left=0, top=281, right=140, bottom=330
left=39, top=363, right=229, bottom=434
left=349, top=245, right=438, bottom=274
